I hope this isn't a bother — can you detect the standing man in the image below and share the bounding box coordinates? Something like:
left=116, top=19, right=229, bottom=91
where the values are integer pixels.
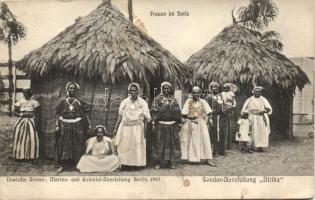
left=206, top=82, right=229, bottom=156
left=241, top=86, right=272, bottom=152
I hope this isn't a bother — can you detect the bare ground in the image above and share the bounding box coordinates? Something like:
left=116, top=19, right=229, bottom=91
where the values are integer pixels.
left=0, top=114, right=313, bottom=176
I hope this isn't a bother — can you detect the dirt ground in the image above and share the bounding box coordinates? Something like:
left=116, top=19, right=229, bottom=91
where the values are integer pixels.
left=0, top=114, right=313, bottom=176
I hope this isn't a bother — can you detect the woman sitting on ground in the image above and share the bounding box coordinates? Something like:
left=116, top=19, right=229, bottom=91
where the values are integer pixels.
left=77, top=125, right=120, bottom=173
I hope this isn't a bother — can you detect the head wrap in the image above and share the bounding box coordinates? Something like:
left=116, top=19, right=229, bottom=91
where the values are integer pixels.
left=65, top=82, right=80, bottom=96
left=223, top=83, right=230, bottom=89
left=223, top=83, right=238, bottom=93
left=161, top=81, right=172, bottom=91
left=94, top=125, right=107, bottom=135
left=22, top=87, right=33, bottom=96
left=128, top=83, right=140, bottom=91
left=66, top=82, right=80, bottom=90
left=209, top=82, right=220, bottom=91
left=252, top=86, right=264, bottom=94
left=192, top=86, right=202, bottom=94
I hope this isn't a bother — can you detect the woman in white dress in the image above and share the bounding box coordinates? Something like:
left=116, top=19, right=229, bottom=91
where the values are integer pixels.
left=241, top=86, right=272, bottom=152
left=180, top=86, right=217, bottom=167
left=113, top=83, right=151, bottom=169
left=77, top=125, right=119, bottom=172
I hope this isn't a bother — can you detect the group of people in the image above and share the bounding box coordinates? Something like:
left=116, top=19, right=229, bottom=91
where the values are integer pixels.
left=11, top=81, right=272, bottom=173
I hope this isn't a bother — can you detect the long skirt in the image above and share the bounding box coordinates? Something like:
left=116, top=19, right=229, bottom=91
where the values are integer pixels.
left=151, top=123, right=181, bottom=161
left=77, top=154, right=120, bottom=172
left=115, top=123, right=146, bottom=166
left=13, top=117, right=39, bottom=159
left=180, top=119, right=213, bottom=162
left=56, top=121, right=85, bottom=164
left=249, top=114, right=269, bottom=148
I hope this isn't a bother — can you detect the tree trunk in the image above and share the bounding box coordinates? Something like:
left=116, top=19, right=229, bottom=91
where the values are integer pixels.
left=128, top=0, right=133, bottom=23
left=8, top=35, right=14, bottom=116
left=288, top=94, right=294, bottom=139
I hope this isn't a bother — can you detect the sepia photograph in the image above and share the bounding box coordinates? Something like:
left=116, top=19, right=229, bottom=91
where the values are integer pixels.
left=0, top=0, right=314, bottom=199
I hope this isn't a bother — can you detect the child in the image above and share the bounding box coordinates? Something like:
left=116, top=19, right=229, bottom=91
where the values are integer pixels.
left=77, top=125, right=120, bottom=172
left=221, top=83, right=237, bottom=111
left=236, top=112, right=253, bottom=153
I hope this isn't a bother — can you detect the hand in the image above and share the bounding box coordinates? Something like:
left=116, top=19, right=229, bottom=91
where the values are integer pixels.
left=88, top=124, right=91, bottom=131
left=237, top=133, right=241, bottom=138
left=112, top=129, right=117, bottom=136
left=152, top=124, right=156, bottom=132
left=56, top=126, right=60, bottom=132
left=113, top=147, right=118, bottom=155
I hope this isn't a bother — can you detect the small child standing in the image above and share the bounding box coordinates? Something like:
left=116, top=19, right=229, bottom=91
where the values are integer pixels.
left=221, top=83, right=236, bottom=111
left=236, top=112, right=253, bottom=153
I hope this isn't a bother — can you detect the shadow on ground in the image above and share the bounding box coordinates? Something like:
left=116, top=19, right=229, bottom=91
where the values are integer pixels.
left=0, top=115, right=313, bottom=176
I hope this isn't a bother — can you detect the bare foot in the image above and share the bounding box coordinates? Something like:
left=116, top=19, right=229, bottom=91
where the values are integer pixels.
left=154, top=164, right=161, bottom=170
left=56, top=166, right=63, bottom=173
left=206, top=160, right=217, bottom=167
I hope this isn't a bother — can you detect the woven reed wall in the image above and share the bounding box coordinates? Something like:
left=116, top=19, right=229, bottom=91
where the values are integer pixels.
left=31, top=74, right=149, bottom=159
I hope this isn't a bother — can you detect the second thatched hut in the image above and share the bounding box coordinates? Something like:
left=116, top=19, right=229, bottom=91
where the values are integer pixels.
left=16, top=1, right=188, bottom=159
left=186, top=24, right=309, bottom=139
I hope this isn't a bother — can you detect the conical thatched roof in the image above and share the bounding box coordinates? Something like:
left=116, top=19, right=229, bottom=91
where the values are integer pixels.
left=186, top=24, right=309, bottom=91
left=16, top=1, right=188, bottom=86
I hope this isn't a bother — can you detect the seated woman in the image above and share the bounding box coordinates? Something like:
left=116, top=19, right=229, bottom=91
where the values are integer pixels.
left=76, top=125, right=119, bottom=173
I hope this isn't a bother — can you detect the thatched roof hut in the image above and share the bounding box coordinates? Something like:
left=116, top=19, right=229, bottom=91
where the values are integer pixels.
left=186, top=24, right=309, bottom=138
left=16, top=1, right=188, bottom=158
left=16, top=1, right=186, bottom=85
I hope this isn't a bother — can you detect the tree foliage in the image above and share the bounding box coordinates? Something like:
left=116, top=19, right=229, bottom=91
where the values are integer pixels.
left=237, top=0, right=279, bottom=30
left=234, top=0, right=283, bottom=52
left=0, top=3, right=27, bottom=44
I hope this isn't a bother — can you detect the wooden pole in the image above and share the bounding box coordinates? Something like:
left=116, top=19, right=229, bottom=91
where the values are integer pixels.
left=128, top=0, right=133, bottom=23
left=8, top=35, right=14, bottom=116
left=288, top=93, right=294, bottom=139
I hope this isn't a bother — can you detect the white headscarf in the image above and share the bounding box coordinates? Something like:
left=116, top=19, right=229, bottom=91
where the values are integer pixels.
left=66, top=82, right=80, bottom=90
left=94, top=125, right=107, bottom=134
left=128, top=82, right=140, bottom=91
left=209, top=81, right=220, bottom=92
left=252, top=86, right=264, bottom=94
left=192, top=86, right=202, bottom=94
left=161, top=81, right=172, bottom=91
left=66, top=82, right=80, bottom=96
left=160, top=81, right=173, bottom=96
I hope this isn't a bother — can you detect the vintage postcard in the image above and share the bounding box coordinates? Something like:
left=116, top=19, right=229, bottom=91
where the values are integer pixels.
left=0, top=0, right=314, bottom=199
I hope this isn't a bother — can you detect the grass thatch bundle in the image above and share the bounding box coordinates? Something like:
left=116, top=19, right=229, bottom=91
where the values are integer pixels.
left=186, top=24, right=310, bottom=138
left=14, top=1, right=189, bottom=158
left=187, top=24, right=309, bottom=92
left=16, top=1, right=188, bottom=86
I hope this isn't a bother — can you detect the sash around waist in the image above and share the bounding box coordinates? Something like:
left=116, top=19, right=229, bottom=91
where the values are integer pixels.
left=60, top=117, right=82, bottom=123
left=157, top=121, right=176, bottom=125
left=122, top=119, right=143, bottom=126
